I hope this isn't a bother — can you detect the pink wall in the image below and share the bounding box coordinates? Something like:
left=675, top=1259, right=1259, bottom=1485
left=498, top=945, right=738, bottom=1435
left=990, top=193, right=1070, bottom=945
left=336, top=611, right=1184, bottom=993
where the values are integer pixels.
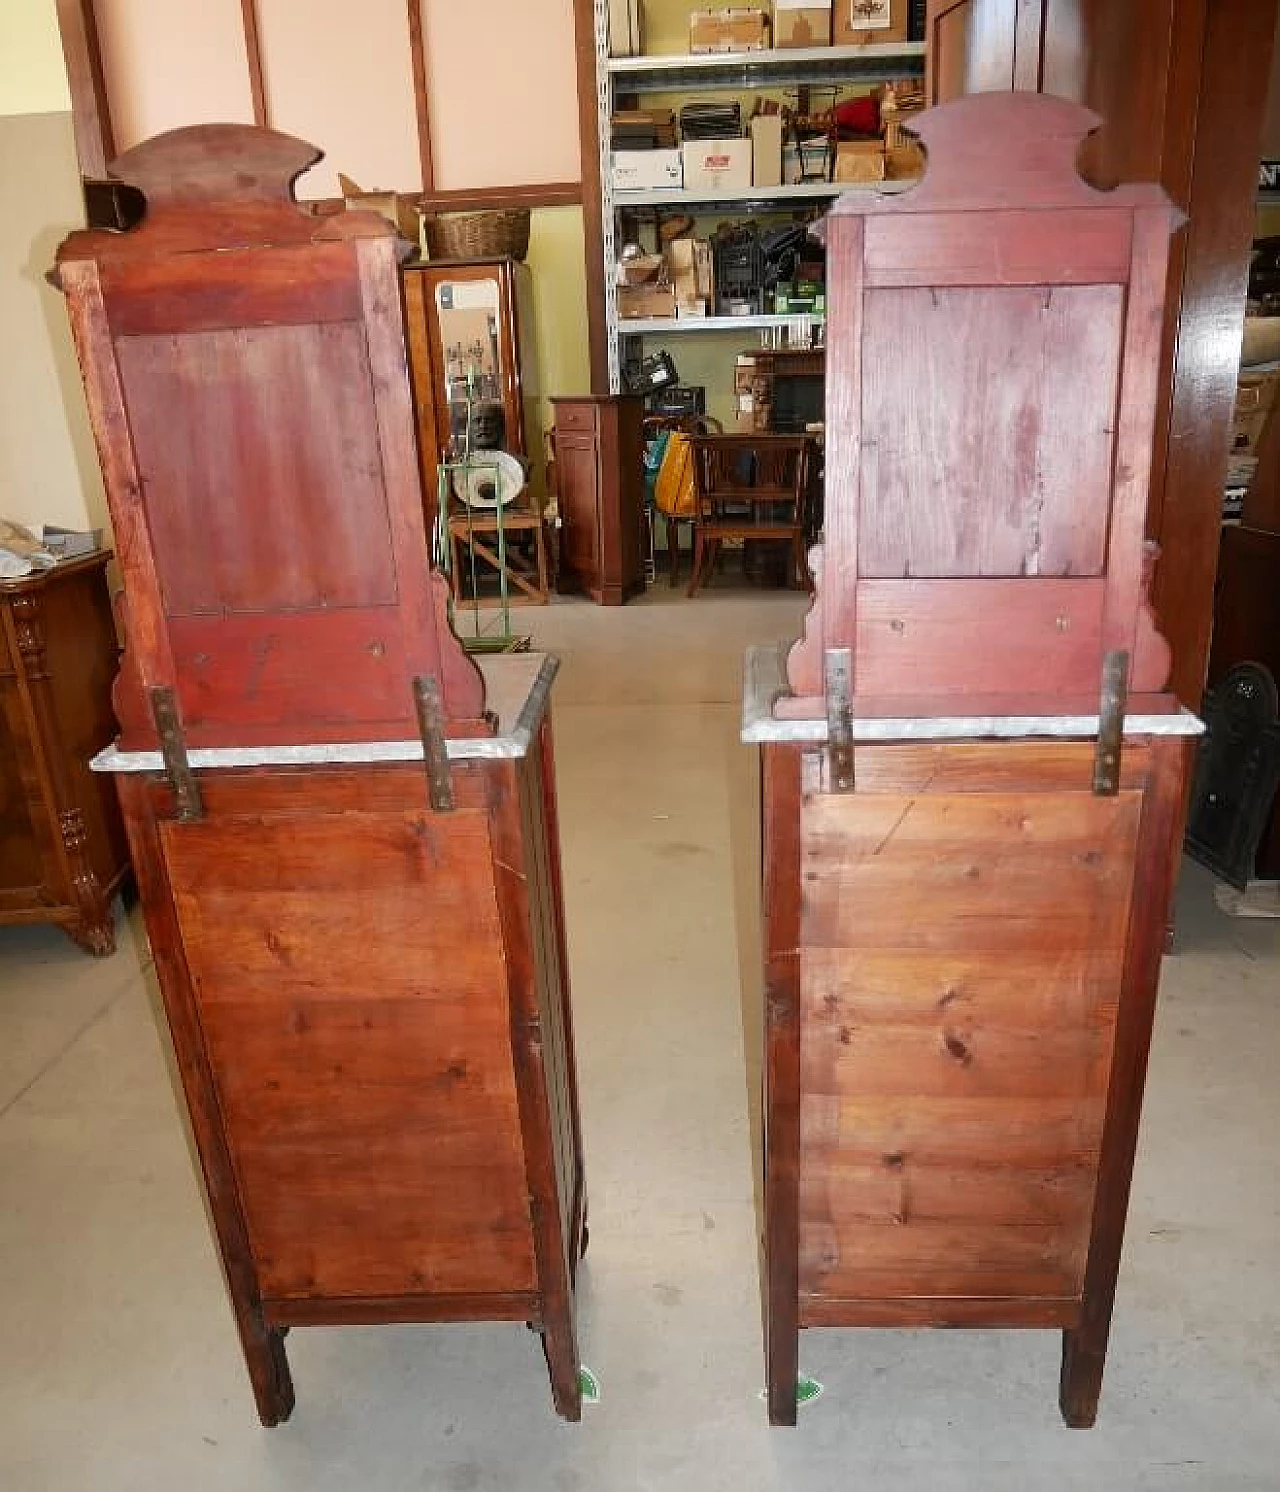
left=421, top=0, right=581, bottom=190
left=96, top=0, right=254, bottom=153
left=92, top=0, right=581, bottom=193
left=256, top=0, right=422, bottom=198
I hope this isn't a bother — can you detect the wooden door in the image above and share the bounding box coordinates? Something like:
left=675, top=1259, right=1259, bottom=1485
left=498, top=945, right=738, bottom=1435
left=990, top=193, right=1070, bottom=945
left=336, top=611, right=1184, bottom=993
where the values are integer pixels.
left=556, top=431, right=601, bottom=592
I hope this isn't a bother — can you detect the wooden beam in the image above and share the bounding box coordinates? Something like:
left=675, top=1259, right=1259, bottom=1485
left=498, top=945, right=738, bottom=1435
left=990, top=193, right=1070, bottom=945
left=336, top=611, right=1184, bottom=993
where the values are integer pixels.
left=1147, top=0, right=1279, bottom=705
left=240, top=0, right=268, bottom=127
left=418, top=182, right=582, bottom=212
left=55, top=0, right=114, bottom=177
left=407, top=0, right=435, bottom=193
left=572, top=0, right=610, bottom=394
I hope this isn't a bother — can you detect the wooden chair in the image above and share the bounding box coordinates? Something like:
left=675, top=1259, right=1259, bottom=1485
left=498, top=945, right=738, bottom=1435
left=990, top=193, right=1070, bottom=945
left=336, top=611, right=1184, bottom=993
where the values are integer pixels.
left=686, top=434, right=811, bottom=597
left=641, top=413, right=723, bottom=587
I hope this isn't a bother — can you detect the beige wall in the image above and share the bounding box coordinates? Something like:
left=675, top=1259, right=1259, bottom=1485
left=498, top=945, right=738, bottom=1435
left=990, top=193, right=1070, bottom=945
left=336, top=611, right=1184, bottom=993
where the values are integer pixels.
left=0, top=2, right=105, bottom=537
left=0, top=0, right=71, bottom=115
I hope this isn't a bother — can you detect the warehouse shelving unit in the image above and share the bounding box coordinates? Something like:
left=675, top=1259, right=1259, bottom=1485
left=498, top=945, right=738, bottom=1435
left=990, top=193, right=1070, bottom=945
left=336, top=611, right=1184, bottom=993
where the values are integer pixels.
left=595, top=25, right=928, bottom=390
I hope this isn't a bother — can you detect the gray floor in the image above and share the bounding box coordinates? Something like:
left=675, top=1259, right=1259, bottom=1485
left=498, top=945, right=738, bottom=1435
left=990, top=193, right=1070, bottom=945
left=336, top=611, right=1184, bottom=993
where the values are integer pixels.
left=2, top=589, right=1279, bottom=1491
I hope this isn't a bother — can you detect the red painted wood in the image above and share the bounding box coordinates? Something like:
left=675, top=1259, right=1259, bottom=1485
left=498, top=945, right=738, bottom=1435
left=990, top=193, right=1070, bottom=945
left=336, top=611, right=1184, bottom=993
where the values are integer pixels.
left=56, top=124, right=487, bottom=748
left=787, top=92, right=1181, bottom=711
left=859, top=286, right=1122, bottom=580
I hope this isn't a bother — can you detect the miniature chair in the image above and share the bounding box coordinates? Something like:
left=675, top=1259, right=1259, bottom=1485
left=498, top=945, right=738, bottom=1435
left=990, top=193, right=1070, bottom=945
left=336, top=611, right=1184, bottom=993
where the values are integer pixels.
left=686, top=434, right=811, bottom=597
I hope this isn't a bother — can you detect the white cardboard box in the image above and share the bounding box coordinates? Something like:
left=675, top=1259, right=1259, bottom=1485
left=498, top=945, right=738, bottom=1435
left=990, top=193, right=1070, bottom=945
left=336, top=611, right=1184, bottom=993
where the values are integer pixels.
left=612, top=150, right=683, bottom=192
left=682, top=139, right=753, bottom=193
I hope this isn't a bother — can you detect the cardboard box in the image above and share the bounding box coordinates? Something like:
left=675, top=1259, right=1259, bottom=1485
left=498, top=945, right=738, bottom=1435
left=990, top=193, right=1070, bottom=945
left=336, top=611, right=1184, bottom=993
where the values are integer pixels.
left=834, top=140, right=886, bottom=184
left=750, top=114, right=785, bottom=187
left=612, top=150, right=684, bottom=192
left=608, top=0, right=643, bottom=56
left=682, top=138, right=753, bottom=193
left=690, top=8, right=770, bottom=53
left=775, top=5, right=832, bottom=47
left=886, top=141, right=926, bottom=180
left=667, top=238, right=715, bottom=302
left=833, top=0, right=909, bottom=46
left=618, top=284, right=678, bottom=320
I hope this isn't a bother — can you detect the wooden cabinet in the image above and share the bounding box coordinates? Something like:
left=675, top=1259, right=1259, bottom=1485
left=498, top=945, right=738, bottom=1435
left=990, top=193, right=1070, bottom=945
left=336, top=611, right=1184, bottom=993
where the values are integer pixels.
left=56, top=126, right=587, bottom=1423
left=403, top=256, right=542, bottom=517
left=552, top=395, right=644, bottom=605
left=0, top=553, right=130, bottom=954
left=747, top=95, right=1200, bottom=1429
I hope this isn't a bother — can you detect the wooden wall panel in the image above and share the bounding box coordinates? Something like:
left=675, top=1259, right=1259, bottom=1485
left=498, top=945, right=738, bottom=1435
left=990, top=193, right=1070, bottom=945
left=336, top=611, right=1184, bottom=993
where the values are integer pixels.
left=95, top=0, right=254, bottom=152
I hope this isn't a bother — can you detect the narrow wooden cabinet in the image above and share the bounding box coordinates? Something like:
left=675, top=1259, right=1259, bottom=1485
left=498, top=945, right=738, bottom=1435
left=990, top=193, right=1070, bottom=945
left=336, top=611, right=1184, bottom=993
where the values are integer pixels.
left=552, top=395, right=644, bottom=605
left=0, top=553, right=129, bottom=954
left=56, top=126, right=588, bottom=1423
left=747, top=96, right=1201, bottom=1429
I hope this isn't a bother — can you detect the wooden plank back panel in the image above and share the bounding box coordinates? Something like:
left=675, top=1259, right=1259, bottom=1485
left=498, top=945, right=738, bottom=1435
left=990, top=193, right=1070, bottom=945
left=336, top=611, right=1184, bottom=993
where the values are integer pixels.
left=854, top=577, right=1106, bottom=698
left=863, top=210, right=1133, bottom=288
left=160, top=780, right=535, bottom=1303
left=859, top=286, right=1124, bottom=579
left=797, top=756, right=1142, bottom=1305
left=101, top=245, right=363, bottom=337
left=115, top=325, right=397, bottom=617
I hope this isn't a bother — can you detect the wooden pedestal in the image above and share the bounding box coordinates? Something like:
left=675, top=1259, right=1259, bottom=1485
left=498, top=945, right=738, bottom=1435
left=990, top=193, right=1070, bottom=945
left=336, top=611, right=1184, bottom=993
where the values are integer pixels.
left=757, top=719, right=1192, bottom=1427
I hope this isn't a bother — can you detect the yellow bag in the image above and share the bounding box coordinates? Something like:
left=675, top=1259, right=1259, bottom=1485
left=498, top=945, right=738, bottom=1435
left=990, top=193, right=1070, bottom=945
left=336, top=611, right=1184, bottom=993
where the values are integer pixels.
left=654, top=431, right=697, bottom=519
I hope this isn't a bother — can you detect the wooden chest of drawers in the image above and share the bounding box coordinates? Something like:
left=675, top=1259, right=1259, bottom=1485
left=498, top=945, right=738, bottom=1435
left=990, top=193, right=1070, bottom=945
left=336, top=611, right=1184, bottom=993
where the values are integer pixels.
left=0, top=553, right=129, bottom=954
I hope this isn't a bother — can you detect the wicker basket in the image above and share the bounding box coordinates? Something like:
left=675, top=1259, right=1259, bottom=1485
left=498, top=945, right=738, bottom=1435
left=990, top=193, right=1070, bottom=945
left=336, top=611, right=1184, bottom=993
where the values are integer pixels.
left=424, top=209, right=531, bottom=262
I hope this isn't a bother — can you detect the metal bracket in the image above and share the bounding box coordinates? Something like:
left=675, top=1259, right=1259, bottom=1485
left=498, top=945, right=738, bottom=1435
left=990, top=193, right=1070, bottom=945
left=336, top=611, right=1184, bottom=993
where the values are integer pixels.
left=413, top=674, right=455, bottom=812
left=824, top=648, right=855, bottom=793
left=149, top=686, right=203, bottom=823
left=1093, top=650, right=1130, bottom=796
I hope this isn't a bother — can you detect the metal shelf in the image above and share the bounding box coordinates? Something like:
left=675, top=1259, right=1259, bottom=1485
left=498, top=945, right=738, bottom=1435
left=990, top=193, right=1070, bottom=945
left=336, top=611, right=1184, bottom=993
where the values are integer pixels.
left=613, top=179, right=916, bottom=209
left=619, top=313, right=825, bottom=336
left=608, top=41, right=926, bottom=93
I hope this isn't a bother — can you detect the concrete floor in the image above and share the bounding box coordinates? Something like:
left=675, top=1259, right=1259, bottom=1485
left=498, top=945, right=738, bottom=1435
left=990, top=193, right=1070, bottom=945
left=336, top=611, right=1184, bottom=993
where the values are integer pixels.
left=2, top=589, right=1279, bottom=1490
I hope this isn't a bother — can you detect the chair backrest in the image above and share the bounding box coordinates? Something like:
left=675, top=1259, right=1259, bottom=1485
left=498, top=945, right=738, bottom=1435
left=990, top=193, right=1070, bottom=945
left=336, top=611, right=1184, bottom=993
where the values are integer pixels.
left=691, top=435, right=810, bottom=514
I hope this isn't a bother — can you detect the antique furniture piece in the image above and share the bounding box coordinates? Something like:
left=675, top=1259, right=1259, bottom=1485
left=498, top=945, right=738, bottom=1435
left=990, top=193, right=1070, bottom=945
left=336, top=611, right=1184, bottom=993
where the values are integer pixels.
left=552, top=394, right=645, bottom=605
left=687, top=434, right=812, bottom=598
left=56, top=125, right=588, bottom=1424
left=0, top=552, right=129, bottom=954
left=745, top=94, right=1203, bottom=1429
left=1187, top=406, right=1280, bottom=886
left=403, top=257, right=542, bottom=505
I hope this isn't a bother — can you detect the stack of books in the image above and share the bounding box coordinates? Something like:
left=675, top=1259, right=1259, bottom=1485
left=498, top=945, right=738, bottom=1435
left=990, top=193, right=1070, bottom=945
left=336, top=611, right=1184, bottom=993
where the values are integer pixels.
left=610, top=109, right=677, bottom=151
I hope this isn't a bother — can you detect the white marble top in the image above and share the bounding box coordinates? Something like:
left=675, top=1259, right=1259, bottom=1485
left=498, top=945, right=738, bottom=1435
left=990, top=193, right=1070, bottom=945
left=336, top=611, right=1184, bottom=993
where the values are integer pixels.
left=91, top=653, right=558, bottom=774
left=741, top=644, right=1205, bottom=744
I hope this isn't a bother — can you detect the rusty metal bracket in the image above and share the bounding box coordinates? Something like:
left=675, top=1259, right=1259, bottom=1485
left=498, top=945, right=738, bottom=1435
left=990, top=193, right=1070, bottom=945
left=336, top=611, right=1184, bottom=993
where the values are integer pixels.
left=1093, top=650, right=1130, bottom=796
left=413, top=674, right=455, bottom=812
left=149, top=685, right=203, bottom=823
left=824, top=647, right=855, bottom=793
